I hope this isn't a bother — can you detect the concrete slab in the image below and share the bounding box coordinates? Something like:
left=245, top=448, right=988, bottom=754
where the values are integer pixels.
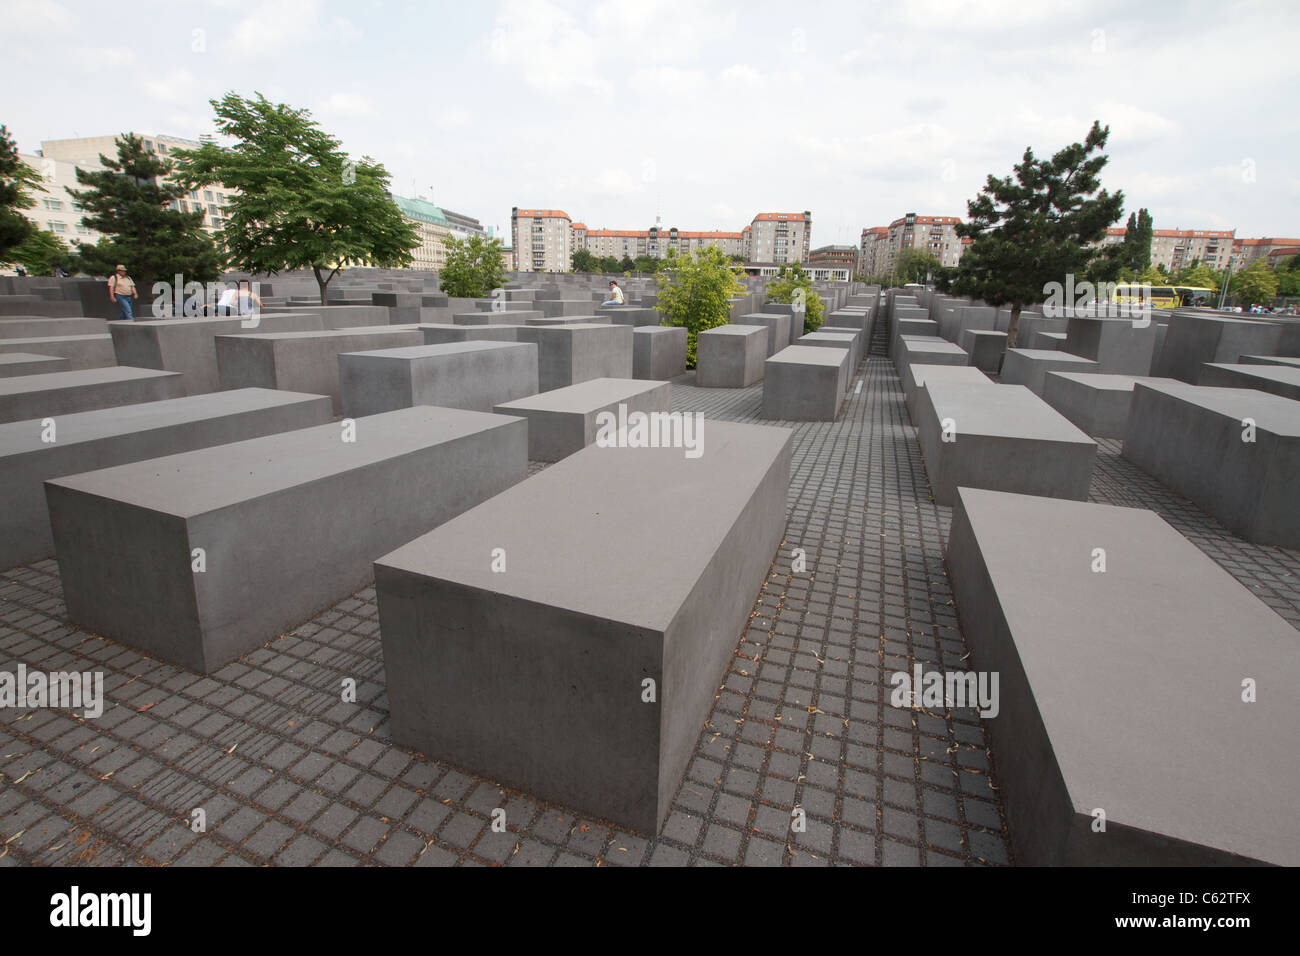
left=339, top=341, right=539, bottom=416
left=696, top=325, right=768, bottom=388
left=1198, top=362, right=1300, bottom=402
left=916, top=382, right=1096, bottom=504
left=1154, top=313, right=1282, bottom=383
left=419, top=324, right=522, bottom=345
left=798, top=331, right=862, bottom=371
left=494, top=377, right=671, bottom=460
left=633, top=326, right=687, bottom=381
left=0, top=317, right=108, bottom=339
left=47, top=406, right=528, bottom=673
left=1041, top=372, right=1177, bottom=439
left=946, top=487, right=1300, bottom=866
left=1123, top=382, right=1300, bottom=547
left=597, top=306, right=660, bottom=327
left=761, top=345, right=849, bottom=421
left=0, top=352, right=70, bottom=377
left=895, top=337, right=967, bottom=370
left=1001, top=348, right=1100, bottom=396
left=901, top=363, right=992, bottom=422
left=0, top=334, right=116, bottom=370
left=734, top=313, right=792, bottom=358
left=374, top=420, right=792, bottom=833
left=452, top=311, right=542, bottom=326
left=514, top=323, right=633, bottom=392
left=0, top=389, right=332, bottom=570
left=0, top=366, right=185, bottom=424
left=958, top=329, right=1008, bottom=374
left=1064, top=316, right=1158, bottom=374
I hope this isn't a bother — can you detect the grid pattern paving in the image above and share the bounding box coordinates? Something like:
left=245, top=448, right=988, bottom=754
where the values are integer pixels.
left=3, top=356, right=1296, bottom=867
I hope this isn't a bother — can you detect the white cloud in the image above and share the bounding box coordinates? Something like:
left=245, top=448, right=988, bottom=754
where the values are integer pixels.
left=230, top=0, right=359, bottom=57
left=144, top=69, right=196, bottom=105
left=318, top=91, right=375, bottom=120
left=5, top=0, right=74, bottom=32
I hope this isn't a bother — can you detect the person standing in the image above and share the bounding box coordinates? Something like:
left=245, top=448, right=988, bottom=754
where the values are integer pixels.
left=108, top=264, right=136, bottom=320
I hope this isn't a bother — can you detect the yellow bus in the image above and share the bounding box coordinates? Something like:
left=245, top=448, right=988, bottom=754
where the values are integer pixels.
left=1112, top=284, right=1216, bottom=309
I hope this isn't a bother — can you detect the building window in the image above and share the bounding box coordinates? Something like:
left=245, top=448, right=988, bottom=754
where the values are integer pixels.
left=47, top=221, right=66, bottom=233
left=42, top=198, right=63, bottom=210
left=204, top=190, right=214, bottom=201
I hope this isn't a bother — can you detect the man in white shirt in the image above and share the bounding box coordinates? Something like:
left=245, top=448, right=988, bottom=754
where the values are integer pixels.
left=600, top=281, right=625, bottom=307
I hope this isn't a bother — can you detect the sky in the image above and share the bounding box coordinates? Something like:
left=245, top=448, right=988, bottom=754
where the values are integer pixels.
left=4, top=0, right=1298, bottom=246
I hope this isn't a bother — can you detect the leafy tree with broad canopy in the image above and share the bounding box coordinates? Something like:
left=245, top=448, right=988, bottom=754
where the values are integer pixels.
left=953, top=120, right=1125, bottom=349
left=766, top=261, right=824, bottom=335
left=1230, top=259, right=1278, bottom=307
left=68, top=133, right=219, bottom=294
left=571, top=248, right=598, bottom=273
left=0, top=125, right=42, bottom=263
left=174, top=92, right=419, bottom=304
left=10, top=229, right=73, bottom=276
left=656, top=246, right=745, bottom=368
left=440, top=233, right=506, bottom=298
left=894, top=248, right=941, bottom=285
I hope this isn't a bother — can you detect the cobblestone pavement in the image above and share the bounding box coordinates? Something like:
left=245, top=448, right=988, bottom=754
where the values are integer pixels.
left=2, top=357, right=1295, bottom=867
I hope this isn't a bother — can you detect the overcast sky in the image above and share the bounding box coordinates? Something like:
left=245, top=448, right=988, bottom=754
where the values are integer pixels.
left=5, top=0, right=1297, bottom=245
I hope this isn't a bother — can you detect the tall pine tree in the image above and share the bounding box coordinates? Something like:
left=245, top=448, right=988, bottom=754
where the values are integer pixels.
left=0, top=125, right=42, bottom=262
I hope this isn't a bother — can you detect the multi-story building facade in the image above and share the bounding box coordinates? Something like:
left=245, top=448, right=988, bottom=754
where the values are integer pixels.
left=1233, top=237, right=1300, bottom=270
left=1151, top=229, right=1234, bottom=272
left=16, top=151, right=102, bottom=246
left=745, top=212, right=811, bottom=266
left=858, top=214, right=964, bottom=277
left=806, top=244, right=857, bottom=280
left=511, top=208, right=573, bottom=273
left=391, top=195, right=455, bottom=272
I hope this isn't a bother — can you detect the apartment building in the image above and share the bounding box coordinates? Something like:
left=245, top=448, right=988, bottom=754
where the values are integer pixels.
left=1151, top=229, right=1234, bottom=272
left=1234, top=237, right=1300, bottom=270
left=391, top=196, right=455, bottom=271
left=859, top=214, right=964, bottom=276
left=805, top=244, right=857, bottom=281
left=746, top=212, right=812, bottom=265
left=16, top=151, right=102, bottom=245
left=511, top=208, right=573, bottom=273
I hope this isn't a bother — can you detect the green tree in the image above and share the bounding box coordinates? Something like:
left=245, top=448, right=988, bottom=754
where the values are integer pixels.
left=766, top=262, right=824, bottom=335
left=597, top=255, right=620, bottom=274
left=67, top=133, right=219, bottom=295
left=440, top=234, right=506, bottom=298
left=656, top=246, right=745, bottom=368
left=632, top=254, right=659, bottom=274
left=1173, top=262, right=1221, bottom=294
left=620, top=255, right=635, bottom=272
left=1230, top=260, right=1278, bottom=306
left=1119, top=208, right=1153, bottom=271
left=10, top=229, right=72, bottom=276
left=894, top=248, right=940, bottom=285
left=0, top=125, right=42, bottom=262
left=953, top=120, right=1125, bottom=348
left=174, top=92, right=418, bottom=304
left=571, top=248, right=598, bottom=273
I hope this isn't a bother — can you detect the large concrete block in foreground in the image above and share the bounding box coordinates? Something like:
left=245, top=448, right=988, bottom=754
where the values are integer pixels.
left=1154, top=313, right=1281, bottom=383
left=1198, top=362, right=1300, bottom=402
left=216, top=326, right=423, bottom=413
left=47, top=406, right=527, bottom=672
left=0, top=334, right=116, bottom=370
left=0, top=353, right=70, bottom=378
left=0, top=366, right=185, bottom=424
left=735, top=313, right=791, bottom=357
left=374, top=420, right=792, bottom=833
left=1, top=389, right=331, bottom=570
left=339, top=341, right=538, bottom=416
left=514, top=323, right=633, bottom=392
left=494, top=377, right=670, bottom=460
left=916, top=382, right=1096, bottom=504
left=901, top=363, right=991, bottom=421
left=696, top=325, right=767, bottom=387
left=1001, top=348, right=1100, bottom=396
left=1041, top=372, right=1176, bottom=439
left=633, top=326, right=686, bottom=380
left=1123, top=382, right=1300, bottom=547
left=761, top=345, right=848, bottom=421
left=946, top=487, right=1300, bottom=866
left=110, top=313, right=324, bottom=395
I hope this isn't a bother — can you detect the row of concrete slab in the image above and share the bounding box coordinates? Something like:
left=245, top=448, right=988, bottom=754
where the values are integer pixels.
left=884, top=285, right=1299, bottom=866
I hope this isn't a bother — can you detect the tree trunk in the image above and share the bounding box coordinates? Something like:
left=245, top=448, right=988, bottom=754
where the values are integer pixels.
left=313, top=265, right=328, bottom=305
left=1001, top=302, right=1022, bottom=376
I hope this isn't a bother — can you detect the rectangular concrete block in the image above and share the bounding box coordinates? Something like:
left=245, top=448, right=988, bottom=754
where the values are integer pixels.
left=339, top=341, right=539, bottom=417
left=958, top=329, right=1008, bottom=373
left=1064, top=316, right=1158, bottom=374
left=735, top=313, right=791, bottom=357
left=633, top=326, right=687, bottom=381
left=0, top=352, right=70, bottom=377
left=1041, top=372, right=1177, bottom=439
left=1198, top=362, right=1300, bottom=402
left=47, top=406, right=528, bottom=672
left=373, top=420, right=792, bottom=833
left=494, top=377, right=671, bottom=461
left=110, top=313, right=325, bottom=395
left=696, top=325, right=767, bottom=388
left=895, top=337, right=967, bottom=370
left=524, top=315, right=612, bottom=326
left=1001, top=348, right=1100, bottom=396
left=452, top=311, right=543, bottom=326
left=1, top=388, right=332, bottom=570
left=540, top=299, right=601, bottom=318
left=0, top=366, right=185, bottom=424
left=798, top=331, right=861, bottom=372
left=216, top=327, right=424, bottom=413
left=917, top=382, right=1096, bottom=504
left=419, top=324, right=522, bottom=345
left=1155, top=313, right=1282, bottom=383
left=0, top=334, right=116, bottom=370
left=901, top=363, right=992, bottom=422
left=761, top=346, right=848, bottom=421
left=598, top=306, right=660, bottom=327
left=1123, top=382, right=1300, bottom=547
left=946, top=487, right=1300, bottom=866
left=514, top=323, right=633, bottom=392
left=0, top=317, right=108, bottom=339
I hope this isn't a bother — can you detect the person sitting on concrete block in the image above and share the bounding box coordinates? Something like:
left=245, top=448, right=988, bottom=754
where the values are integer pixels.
left=600, top=281, right=626, bottom=307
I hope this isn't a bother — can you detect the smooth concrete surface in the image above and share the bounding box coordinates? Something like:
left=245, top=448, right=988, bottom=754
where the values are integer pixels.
left=452, top=311, right=542, bottom=326
left=946, top=487, right=1300, bottom=866
left=524, top=315, right=612, bottom=326
left=696, top=325, right=768, bottom=388
left=1, top=389, right=331, bottom=570
left=47, top=406, right=528, bottom=673
left=339, top=341, right=539, bottom=416
left=1154, top=313, right=1282, bottom=383
left=735, top=313, right=791, bottom=358
left=958, top=329, right=1008, bottom=374
left=1198, top=362, right=1300, bottom=402
left=0, top=317, right=108, bottom=339
left=0, top=366, right=185, bottom=424
left=761, top=345, right=848, bottom=421
left=493, top=377, right=670, bottom=460
left=110, top=312, right=325, bottom=395
left=1001, top=348, right=1100, bottom=396
left=1041, top=372, right=1176, bottom=439
left=916, top=382, right=1096, bottom=504
left=798, top=331, right=861, bottom=371
left=901, top=363, right=992, bottom=422
left=1065, top=317, right=1158, bottom=375
left=0, top=352, right=70, bottom=377
left=216, top=327, right=424, bottom=413
left=1123, top=382, right=1300, bottom=547
left=0, top=334, right=116, bottom=370
left=419, top=324, right=522, bottom=344
left=1029, top=330, right=1066, bottom=351
left=895, top=337, right=967, bottom=370
left=1239, top=354, right=1300, bottom=370
left=597, top=306, right=660, bottom=327
left=514, top=323, right=634, bottom=392
left=374, top=420, right=793, bottom=833
left=633, top=326, right=687, bottom=381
